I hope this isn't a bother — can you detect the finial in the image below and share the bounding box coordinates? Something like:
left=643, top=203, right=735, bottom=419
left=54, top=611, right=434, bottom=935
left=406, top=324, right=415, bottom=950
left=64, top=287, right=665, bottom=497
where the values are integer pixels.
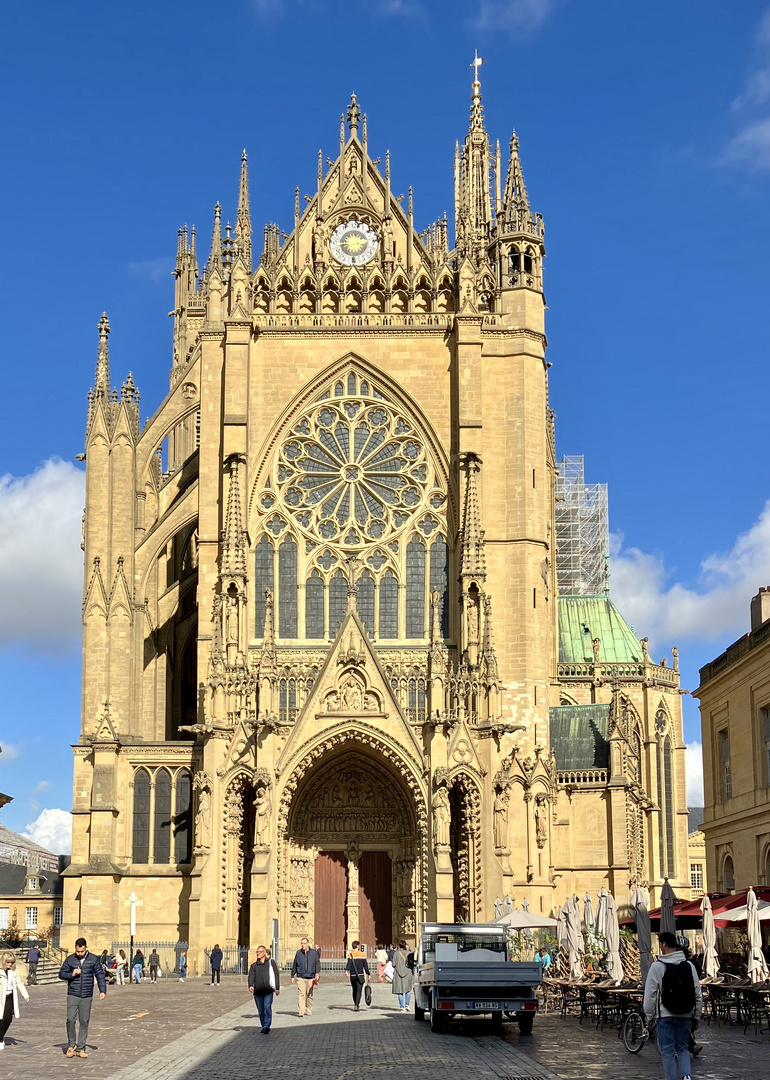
left=469, top=50, right=486, bottom=131
left=94, top=312, right=111, bottom=394
left=347, top=92, right=361, bottom=134
left=235, top=150, right=252, bottom=270
left=209, top=202, right=223, bottom=271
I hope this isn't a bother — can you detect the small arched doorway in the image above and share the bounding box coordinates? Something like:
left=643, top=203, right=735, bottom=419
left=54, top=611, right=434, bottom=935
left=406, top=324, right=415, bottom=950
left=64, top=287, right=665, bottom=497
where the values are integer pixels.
left=283, top=745, right=421, bottom=956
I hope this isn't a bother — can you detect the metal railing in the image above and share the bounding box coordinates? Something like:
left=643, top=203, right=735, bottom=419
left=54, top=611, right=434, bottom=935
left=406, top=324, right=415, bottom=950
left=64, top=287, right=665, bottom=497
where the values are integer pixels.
left=112, top=940, right=188, bottom=974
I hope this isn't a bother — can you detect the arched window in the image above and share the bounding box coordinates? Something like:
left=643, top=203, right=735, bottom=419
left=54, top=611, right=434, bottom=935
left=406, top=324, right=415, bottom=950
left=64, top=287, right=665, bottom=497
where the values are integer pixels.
left=305, top=570, right=324, bottom=638
left=509, top=249, right=520, bottom=274
left=132, top=769, right=150, bottom=864
left=154, top=769, right=172, bottom=864
left=408, top=677, right=426, bottom=723
left=406, top=537, right=426, bottom=638
left=174, top=769, right=192, bottom=864
left=254, top=537, right=274, bottom=636
left=279, top=678, right=297, bottom=722
left=723, top=854, right=735, bottom=892
left=328, top=570, right=347, bottom=637
left=357, top=570, right=375, bottom=636
left=278, top=536, right=298, bottom=637
left=347, top=372, right=357, bottom=395
left=379, top=570, right=398, bottom=638
left=430, top=537, right=449, bottom=638
left=523, top=249, right=534, bottom=274
left=663, top=735, right=675, bottom=877
left=656, top=712, right=676, bottom=879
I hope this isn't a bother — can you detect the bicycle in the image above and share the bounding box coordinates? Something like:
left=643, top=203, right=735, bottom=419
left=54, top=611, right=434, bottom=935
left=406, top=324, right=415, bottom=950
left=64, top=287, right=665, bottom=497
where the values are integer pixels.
left=621, top=1006, right=653, bottom=1053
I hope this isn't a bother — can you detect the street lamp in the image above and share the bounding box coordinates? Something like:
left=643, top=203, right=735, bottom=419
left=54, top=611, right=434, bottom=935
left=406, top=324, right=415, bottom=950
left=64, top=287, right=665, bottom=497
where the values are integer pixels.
left=130, top=892, right=136, bottom=984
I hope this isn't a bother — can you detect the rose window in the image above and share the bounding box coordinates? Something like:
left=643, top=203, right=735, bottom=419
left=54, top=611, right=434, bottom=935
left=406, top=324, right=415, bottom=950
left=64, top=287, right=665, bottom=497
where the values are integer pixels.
left=275, top=397, right=430, bottom=548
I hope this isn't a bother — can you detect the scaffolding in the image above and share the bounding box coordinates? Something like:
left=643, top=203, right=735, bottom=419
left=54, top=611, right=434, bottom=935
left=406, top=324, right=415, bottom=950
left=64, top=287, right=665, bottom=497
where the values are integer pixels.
left=555, top=456, right=609, bottom=596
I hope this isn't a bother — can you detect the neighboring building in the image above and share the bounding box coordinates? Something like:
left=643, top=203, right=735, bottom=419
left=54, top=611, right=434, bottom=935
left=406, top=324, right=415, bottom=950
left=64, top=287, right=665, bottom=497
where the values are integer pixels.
left=695, top=588, right=770, bottom=891
left=0, top=818, right=61, bottom=875
left=62, top=68, right=689, bottom=964
left=688, top=831, right=706, bottom=899
left=0, top=863, right=64, bottom=944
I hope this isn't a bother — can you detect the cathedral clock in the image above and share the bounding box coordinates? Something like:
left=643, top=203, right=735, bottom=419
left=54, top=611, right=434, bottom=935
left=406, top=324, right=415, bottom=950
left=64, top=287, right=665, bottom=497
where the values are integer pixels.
left=329, top=220, right=378, bottom=266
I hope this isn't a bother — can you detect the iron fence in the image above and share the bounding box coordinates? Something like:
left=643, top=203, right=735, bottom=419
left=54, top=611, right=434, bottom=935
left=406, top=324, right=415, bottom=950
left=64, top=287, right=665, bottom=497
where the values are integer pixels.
left=112, top=940, right=188, bottom=975
left=204, top=945, right=248, bottom=975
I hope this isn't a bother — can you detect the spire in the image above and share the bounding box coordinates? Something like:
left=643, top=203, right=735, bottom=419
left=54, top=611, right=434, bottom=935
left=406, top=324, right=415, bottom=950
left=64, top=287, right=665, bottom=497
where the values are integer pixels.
left=235, top=150, right=252, bottom=270
left=94, top=313, right=111, bottom=396
left=222, top=456, right=247, bottom=578
left=460, top=453, right=486, bottom=580
left=347, top=93, right=361, bottom=136
left=209, top=203, right=223, bottom=272
left=469, top=50, right=486, bottom=133
left=500, top=131, right=531, bottom=229
left=455, top=54, right=492, bottom=257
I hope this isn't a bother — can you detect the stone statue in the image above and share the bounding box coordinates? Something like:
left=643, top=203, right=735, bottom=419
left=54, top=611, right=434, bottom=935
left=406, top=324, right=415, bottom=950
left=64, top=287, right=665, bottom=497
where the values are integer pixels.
left=535, top=794, right=548, bottom=849
left=254, top=786, right=271, bottom=847
left=313, top=218, right=326, bottom=264
left=226, top=594, right=239, bottom=644
left=493, top=790, right=508, bottom=850
left=195, top=788, right=211, bottom=850
left=432, top=785, right=450, bottom=848
left=504, top=894, right=513, bottom=915
left=591, top=636, right=601, bottom=663
left=494, top=896, right=503, bottom=919
left=382, top=217, right=394, bottom=261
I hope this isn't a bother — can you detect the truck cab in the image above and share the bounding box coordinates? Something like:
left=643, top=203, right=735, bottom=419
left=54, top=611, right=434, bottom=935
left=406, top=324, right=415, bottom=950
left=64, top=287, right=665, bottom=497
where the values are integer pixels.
left=413, top=922, right=541, bottom=1034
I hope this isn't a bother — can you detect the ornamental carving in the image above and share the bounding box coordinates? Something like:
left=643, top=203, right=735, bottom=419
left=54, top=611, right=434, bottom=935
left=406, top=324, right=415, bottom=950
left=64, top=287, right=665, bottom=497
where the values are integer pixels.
left=324, top=674, right=380, bottom=713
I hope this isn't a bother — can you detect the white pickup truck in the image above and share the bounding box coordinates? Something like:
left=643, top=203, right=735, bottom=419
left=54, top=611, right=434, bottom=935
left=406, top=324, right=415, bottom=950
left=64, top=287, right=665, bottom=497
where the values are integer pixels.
left=413, top=922, right=541, bottom=1034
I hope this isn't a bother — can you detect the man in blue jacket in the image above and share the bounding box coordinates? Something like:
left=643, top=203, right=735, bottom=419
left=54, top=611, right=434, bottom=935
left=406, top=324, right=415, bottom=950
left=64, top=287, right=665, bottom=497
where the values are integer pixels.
left=58, top=938, right=106, bottom=1059
left=210, top=944, right=223, bottom=985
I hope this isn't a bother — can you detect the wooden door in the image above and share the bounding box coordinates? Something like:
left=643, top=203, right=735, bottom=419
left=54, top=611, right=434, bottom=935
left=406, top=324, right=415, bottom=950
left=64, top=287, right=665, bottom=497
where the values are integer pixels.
left=314, top=851, right=347, bottom=952
left=358, top=851, right=393, bottom=949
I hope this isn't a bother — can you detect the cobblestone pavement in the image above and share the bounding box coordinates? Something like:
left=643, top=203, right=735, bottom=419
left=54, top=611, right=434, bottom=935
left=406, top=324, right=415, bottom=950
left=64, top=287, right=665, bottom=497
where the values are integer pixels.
left=502, top=1009, right=770, bottom=1080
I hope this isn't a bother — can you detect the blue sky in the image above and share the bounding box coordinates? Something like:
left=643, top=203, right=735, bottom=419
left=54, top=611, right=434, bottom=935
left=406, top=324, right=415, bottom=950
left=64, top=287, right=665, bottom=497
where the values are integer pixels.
left=2, top=0, right=770, bottom=849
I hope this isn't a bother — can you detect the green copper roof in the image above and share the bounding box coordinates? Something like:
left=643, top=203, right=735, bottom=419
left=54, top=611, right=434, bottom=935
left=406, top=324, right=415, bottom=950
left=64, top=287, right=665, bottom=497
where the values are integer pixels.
left=549, top=705, right=611, bottom=770
left=558, top=595, right=643, bottom=664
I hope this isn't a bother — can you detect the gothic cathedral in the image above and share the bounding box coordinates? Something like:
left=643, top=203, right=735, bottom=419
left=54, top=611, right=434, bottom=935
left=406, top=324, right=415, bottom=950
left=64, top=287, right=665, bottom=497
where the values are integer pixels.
left=62, top=70, right=690, bottom=963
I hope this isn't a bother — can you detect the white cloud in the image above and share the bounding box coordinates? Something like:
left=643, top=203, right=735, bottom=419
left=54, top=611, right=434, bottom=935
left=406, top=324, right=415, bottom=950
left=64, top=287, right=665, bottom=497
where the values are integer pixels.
left=475, top=0, right=553, bottom=32
left=685, top=742, right=704, bottom=806
left=725, top=8, right=770, bottom=172
left=127, top=258, right=172, bottom=285
left=34, top=781, right=50, bottom=794
left=610, top=499, right=770, bottom=653
left=0, top=743, right=20, bottom=763
left=0, top=459, right=84, bottom=653
left=23, top=808, right=72, bottom=855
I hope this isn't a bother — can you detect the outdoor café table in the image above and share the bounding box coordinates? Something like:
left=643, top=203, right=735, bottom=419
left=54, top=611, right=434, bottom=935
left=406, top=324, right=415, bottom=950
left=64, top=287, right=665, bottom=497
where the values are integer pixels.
left=597, top=986, right=641, bottom=1034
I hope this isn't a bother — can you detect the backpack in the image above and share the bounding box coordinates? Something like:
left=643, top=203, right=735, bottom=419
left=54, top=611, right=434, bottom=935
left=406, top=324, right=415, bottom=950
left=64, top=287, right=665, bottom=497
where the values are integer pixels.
left=660, top=960, right=696, bottom=1014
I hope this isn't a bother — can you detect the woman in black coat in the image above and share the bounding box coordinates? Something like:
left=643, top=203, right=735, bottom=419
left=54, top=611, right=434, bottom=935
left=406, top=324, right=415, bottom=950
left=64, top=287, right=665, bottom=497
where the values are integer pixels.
left=344, top=941, right=370, bottom=1011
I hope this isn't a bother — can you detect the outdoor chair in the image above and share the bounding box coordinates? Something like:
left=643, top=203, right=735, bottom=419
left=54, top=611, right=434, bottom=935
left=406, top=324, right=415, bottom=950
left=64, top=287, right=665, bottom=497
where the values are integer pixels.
left=742, top=989, right=770, bottom=1036
left=707, top=984, right=740, bottom=1026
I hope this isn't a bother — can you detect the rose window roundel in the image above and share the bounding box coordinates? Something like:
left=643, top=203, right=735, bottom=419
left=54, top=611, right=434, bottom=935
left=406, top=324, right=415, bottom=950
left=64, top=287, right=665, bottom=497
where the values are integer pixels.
left=274, top=384, right=433, bottom=549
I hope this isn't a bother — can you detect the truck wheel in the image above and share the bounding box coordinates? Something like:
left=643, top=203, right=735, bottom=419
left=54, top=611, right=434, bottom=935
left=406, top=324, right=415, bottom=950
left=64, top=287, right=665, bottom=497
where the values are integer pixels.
left=517, top=1014, right=534, bottom=1035
left=414, top=1000, right=425, bottom=1021
left=430, top=1009, right=444, bottom=1033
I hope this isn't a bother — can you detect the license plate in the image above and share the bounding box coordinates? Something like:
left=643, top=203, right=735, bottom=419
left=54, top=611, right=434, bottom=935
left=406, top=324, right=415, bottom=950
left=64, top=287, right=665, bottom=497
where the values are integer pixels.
left=471, top=1001, right=500, bottom=1009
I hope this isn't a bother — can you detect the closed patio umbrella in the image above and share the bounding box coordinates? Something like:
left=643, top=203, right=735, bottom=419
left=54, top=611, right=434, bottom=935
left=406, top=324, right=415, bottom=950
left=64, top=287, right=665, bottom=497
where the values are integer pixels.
left=603, top=891, right=625, bottom=984
left=700, top=894, right=719, bottom=980
left=659, top=880, right=677, bottom=938
left=630, top=886, right=653, bottom=985
left=493, top=909, right=558, bottom=929
left=556, top=904, right=567, bottom=949
left=596, top=887, right=609, bottom=944
left=583, top=892, right=596, bottom=937
left=565, top=897, right=584, bottom=981
left=747, top=887, right=769, bottom=983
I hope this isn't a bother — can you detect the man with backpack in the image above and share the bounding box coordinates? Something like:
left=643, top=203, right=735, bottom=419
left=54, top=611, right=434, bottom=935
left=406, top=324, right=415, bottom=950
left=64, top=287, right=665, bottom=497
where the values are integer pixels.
left=643, top=931, right=703, bottom=1080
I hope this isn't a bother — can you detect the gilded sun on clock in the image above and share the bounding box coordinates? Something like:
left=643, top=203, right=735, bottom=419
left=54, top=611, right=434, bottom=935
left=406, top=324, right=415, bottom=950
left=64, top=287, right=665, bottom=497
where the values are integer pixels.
left=329, top=220, right=378, bottom=266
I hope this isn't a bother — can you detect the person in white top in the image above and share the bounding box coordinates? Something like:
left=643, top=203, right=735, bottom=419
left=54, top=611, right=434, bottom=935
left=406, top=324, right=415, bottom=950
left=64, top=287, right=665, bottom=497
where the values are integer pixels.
left=0, top=952, right=29, bottom=1049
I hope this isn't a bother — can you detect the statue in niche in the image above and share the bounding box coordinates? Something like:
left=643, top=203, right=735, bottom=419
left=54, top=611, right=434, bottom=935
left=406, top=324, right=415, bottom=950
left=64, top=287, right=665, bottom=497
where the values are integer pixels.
left=494, top=896, right=503, bottom=919
left=363, top=692, right=378, bottom=712
left=534, top=794, right=548, bottom=849
left=254, top=786, right=272, bottom=847
left=312, top=218, right=326, bottom=264
left=195, top=788, right=212, bottom=850
left=341, top=680, right=363, bottom=712
left=226, top=594, right=239, bottom=644
left=363, top=785, right=375, bottom=807
left=325, top=690, right=340, bottom=711
left=493, top=789, right=509, bottom=850
left=432, top=785, right=450, bottom=848
left=382, top=218, right=394, bottom=261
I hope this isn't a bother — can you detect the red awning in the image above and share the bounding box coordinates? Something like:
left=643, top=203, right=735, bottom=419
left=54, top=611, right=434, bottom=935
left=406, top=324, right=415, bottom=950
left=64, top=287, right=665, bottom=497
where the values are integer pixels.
left=645, top=888, right=770, bottom=929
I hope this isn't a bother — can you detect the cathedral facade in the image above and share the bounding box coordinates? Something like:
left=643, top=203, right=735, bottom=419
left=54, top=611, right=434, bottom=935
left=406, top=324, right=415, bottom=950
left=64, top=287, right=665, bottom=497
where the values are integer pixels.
left=62, top=72, right=690, bottom=963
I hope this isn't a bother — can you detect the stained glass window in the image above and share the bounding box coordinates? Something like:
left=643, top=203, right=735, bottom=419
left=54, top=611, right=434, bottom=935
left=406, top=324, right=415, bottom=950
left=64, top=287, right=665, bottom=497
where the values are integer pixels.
left=132, top=769, right=150, bottom=863
left=379, top=570, right=398, bottom=638
left=430, top=536, right=449, bottom=637
left=254, top=537, right=274, bottom=636
left=306, top=570, right=324, bottom=639
left=278, top=536, right=298, bottom=637
left=664, top=735, right=675, bottom=877
left=358, top=570, right=375, bottom=636
left=279, top=678, right=297, bottom=722
left=408, top=677, right=426, bottom=722
left=154, top=769, right=172, bottom=865
left=406, top=537, right=426, bottom=638
left=329, top=570, right=347, bottom=637
left=174, top=769, right=192, bottom=864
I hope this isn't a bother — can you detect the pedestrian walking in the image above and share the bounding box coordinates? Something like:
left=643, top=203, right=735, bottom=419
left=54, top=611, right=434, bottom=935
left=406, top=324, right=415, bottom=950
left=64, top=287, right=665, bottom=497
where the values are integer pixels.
left=115, top=950, right=127, bottom=986
left=375, top=946, right=388, bottom=982
left=210, top=944, right=223, bottom=985
left=345, top=941, right=370, bottom=1011
left=99, top=949, right=110, bottom=968
left=179, top=952, right=187, bottom=982
left=391, top=940, right=412, bottom=1012
left=643, top=930, right=703, bottom=1080
left=290, top=937, right=320, bottom=1017
left=132, top=949, right=144, bottom=984
left=148, top=949, right=160, bottom=984
left=248, top=945, right=281, bottom=1033
left=58, top=937, right=107, bottom=1059
left=26, top=944, right=40, bottom=986
left=0, top=952, right=29, bottom=1049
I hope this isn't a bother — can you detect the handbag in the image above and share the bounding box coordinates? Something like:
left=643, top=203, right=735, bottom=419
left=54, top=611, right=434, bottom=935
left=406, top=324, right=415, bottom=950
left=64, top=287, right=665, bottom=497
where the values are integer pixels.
left=364, top=982, right=372, bottom=1006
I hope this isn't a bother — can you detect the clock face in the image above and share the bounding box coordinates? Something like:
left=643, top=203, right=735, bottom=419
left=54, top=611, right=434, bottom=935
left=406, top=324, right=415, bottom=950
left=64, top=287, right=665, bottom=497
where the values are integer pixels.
left=329, top=220, right=378, bottom=266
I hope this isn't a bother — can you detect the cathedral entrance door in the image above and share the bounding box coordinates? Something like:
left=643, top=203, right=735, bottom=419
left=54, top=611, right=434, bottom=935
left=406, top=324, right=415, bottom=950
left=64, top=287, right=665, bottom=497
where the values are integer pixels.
left=314, top=851, right=347, bottom=952
left=358, top=851, right=392, bottom=949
